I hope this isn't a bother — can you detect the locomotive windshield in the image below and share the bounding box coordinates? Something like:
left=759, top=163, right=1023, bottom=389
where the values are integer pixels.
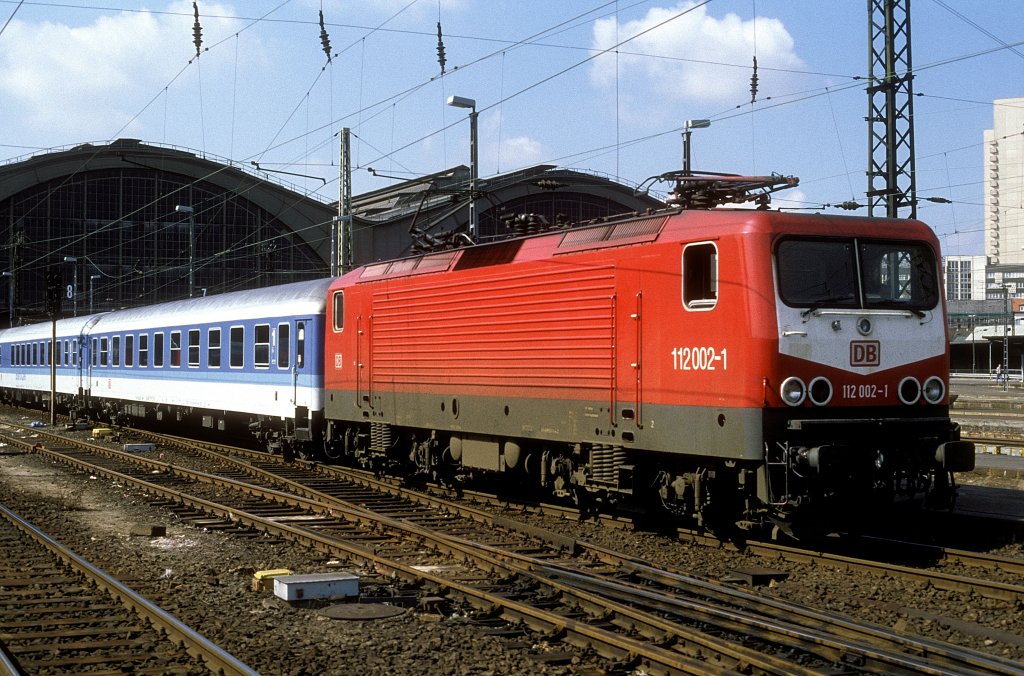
left=776, top=237, right=939, bottom=311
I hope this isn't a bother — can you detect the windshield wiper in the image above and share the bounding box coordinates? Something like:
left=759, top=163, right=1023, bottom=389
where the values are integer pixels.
left=799, top=297, right=855, bottom=318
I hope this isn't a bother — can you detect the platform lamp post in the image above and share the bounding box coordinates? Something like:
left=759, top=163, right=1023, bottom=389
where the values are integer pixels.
left=447, top=95, right=478, bottom=238
left=1004, top=285, right=1011, bottom=391
left=62, top=256, right=78, bottom=317
left=89, top=275, right=101, bottom=314
left=175, top=205, right=195, bottom=297
left=968, top=314, right=976, bottom=374
left=683, top=119, right=711, bottom=175
left=2, top=272, right=12, bottom=327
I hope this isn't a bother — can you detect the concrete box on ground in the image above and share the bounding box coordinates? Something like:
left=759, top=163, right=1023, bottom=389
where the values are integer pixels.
left=252, top=568, right=293, bottom=592
left=273, top=572, right=359, bottom=601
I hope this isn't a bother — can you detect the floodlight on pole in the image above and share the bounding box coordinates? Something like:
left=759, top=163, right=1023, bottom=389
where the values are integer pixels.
left=175, top=205, right=195, bottom=297
left=683, top=119, right=711, bottom=175
left=447, top=95, right=478, bottom=238
left=89, top=274, right=101, bottom=314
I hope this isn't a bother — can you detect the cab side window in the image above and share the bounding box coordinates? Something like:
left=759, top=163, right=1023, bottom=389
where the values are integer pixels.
left=682, top=242, right=718, bottom=310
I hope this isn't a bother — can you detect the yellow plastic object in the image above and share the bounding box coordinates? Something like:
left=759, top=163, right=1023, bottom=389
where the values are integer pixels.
left=252, top=569, right=294, bottom=592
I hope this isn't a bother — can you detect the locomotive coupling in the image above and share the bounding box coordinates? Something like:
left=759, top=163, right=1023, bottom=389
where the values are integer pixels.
left=795, top=445, right=856, bottom=475
left=935, top=441, right=975, bottom=473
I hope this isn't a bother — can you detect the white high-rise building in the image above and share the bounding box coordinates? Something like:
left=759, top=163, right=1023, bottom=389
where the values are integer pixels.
left=985, top=98, right=1024, bottom=265
left=944, top=255, right=987, bottom=300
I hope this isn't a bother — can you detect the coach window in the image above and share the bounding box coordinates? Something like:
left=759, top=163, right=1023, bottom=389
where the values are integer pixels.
left=154, top=332, right=164, bottom=368
left=230, top=326, right=244, bottom=368
left=63, top=340, right=69, bottom=367
left=254, top=324, right=270, bottom=368
left=100, top=337, right=109, bottom=367
left=208, top=328, right=221, bottom=368
left=188, top=329, right=200, bottom=367
left=139, top=334, right=148, bottom=367
left=277, top=323, right=290, bottom=369
left=170, top=331, right=181, bottom=367
left=296, top=322, right=305, bottom=368
left=682, top=242, right=718, bottom=311
left=125, top=335, right=134, bottom=367
left=332, top=291, right=344, bottom=331
left=112, top=336, right=120, bottom=367
left=72, top=339, right=78, bottom=367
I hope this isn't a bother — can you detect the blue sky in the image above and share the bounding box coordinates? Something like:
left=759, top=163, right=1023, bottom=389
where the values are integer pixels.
left=0, top=1, right=1020, bottom=256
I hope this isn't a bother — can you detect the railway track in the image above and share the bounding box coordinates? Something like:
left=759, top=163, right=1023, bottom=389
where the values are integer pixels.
left=0, top=500, right=255, bottom=675
left=3, top=423, right=1022, bottom=674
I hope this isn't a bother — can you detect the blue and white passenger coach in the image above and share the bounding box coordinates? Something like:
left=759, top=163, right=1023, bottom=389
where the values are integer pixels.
left=0, top=279, right=332, bottom=455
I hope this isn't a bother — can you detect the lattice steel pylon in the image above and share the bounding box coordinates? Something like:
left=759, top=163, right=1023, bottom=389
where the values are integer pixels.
left=867, top=0, right=917, bottom=219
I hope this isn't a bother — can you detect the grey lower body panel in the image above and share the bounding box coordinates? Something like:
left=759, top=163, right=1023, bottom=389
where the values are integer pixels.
left=325, top=389, right=764, bottom=461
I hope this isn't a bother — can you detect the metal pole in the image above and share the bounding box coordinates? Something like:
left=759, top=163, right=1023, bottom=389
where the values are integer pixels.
left=969, top=314, right=976, bottom=373
left=682, top=119, right=710, bottom=176
left=89, top=275, right=100, bottom=314
left=174, top=205, right=195, bottom=298
left=49, top=317, right=56, bottom=426
left=2, top=272, right=12, bottom=327
left=683, top=130, right=692, bottom=174
left=339, top=127, right=352, bottom=274
left=188, top=213, right=194, bottom=298
left=1005, top=286, right=1011, bottom=391
left=446, top=96, right=478, bottom=239
left=468, top=109, right=478, bottom=238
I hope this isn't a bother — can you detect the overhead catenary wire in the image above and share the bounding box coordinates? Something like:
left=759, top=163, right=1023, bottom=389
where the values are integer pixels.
left=3, top=1, right=1021, bottom=280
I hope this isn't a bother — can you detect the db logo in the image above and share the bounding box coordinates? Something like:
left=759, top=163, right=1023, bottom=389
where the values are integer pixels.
left=850, top=340, right=880, bottom=367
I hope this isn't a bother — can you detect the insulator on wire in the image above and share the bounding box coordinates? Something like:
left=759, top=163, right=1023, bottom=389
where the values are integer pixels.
left=192, top=2, right=203, bottom=58
left=749, top=55, right=759, bottom=104
left=319, top=10, right=332, bottom=63
left=436, top=22, right=446, bottom=74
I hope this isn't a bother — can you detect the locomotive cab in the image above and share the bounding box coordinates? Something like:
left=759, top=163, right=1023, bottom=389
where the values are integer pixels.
left=765, top=228, right=973, bottom=523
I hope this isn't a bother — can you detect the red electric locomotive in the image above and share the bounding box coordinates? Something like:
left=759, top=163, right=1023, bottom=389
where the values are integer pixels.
left=321, top=176, right=973, bottom=529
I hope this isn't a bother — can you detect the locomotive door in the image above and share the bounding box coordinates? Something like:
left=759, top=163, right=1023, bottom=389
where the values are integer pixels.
left=616, top=265, right=644, bottom=430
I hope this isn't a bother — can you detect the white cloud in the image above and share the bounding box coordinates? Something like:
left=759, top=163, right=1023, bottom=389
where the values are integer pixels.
left=589, top=2, right=803, bottom=105
left=0, top=2, right=243, bottom=140
left=498, top=135, right=545, bottom=172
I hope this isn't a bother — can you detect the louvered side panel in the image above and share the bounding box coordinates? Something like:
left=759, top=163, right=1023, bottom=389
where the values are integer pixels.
left=370, top=266, right=616, bottom=392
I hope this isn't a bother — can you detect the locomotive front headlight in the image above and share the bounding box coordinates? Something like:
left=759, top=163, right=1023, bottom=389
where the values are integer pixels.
left=898, top=376, right=921, bottom=405
left=922, top=376, right=945, bottom=404
left=780, top=377, right=806, bottom=406
left=807, top=377, right=833, bottom=406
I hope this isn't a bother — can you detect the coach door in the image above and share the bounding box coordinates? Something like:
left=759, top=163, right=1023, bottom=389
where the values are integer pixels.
left=285, top=319, right=315, bottom=441
left=280, top=320, right=309, bottom=406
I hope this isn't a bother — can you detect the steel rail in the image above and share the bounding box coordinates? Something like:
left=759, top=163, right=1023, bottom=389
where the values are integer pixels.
left=720, top=535, right=1024, bottom=603
left=3, top=435, right=735, bottom=675
left=14, top=429, right=1022, bottom=674
left=0, top=503, right=256, bottom=676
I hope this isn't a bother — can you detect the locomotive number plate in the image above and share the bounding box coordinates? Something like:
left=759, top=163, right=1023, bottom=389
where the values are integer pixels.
left=841, top=384, right=889, bottom=400
left=671, top=346, right=727, bottom=371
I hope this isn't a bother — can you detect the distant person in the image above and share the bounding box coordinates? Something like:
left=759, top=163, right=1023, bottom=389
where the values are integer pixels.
left=996, top=363, right=1004, bottom=383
